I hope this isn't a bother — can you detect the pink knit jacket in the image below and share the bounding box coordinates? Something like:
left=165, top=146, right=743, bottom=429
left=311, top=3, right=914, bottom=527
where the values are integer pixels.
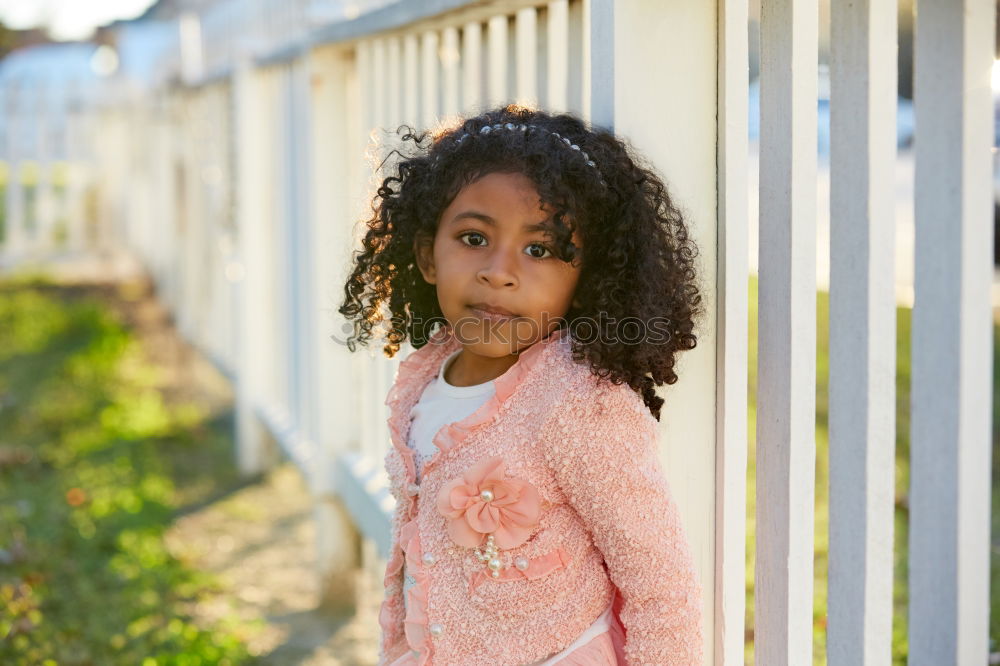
left=378, top=325, right=704, bottom=665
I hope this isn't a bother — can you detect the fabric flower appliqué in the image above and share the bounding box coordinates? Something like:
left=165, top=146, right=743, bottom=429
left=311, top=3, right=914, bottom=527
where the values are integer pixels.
left=436, top=456, right=541, bottom=551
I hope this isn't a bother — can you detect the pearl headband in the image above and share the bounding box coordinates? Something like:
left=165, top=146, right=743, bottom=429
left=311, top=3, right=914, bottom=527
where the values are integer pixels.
left=444, top=121, right=607, bottom=187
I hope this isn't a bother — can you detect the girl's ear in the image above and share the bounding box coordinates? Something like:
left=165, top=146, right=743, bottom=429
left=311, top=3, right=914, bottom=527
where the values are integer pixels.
left=413, top=234, right=437, bottom=285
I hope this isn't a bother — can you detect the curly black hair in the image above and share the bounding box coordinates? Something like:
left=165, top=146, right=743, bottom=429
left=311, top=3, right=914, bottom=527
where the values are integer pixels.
left=338, top=104, right=704, bottom=421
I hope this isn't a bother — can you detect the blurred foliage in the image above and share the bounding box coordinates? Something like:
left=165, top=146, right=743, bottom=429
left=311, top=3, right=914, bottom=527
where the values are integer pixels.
left=744, top=275, right=1000, bottom=664
left=0, top=277, right=261, bottom=665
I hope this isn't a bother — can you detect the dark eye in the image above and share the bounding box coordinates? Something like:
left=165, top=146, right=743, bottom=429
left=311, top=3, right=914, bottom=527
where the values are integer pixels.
left=459, top=231, right=487, bottom=247
left=525, top=243, right=553, bottom=259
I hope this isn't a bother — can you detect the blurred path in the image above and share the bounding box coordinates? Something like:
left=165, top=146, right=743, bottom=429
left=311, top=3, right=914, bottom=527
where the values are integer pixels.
left=164, top=462, right=380, bottom=666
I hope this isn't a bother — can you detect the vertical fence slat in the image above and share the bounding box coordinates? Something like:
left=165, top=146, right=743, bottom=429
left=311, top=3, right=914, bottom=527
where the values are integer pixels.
left=307, top=46, right=351, bottom=492
left=356, top=40, right=374, bottom=133
left=278, top=67, right=297, bottom=416
left=35, top=80, right=53, bottom=249
left=565, top=0, right=586, bottom=118
left=487, top=14, right=508, bottom=108
left=5, top=153, right=23, bottom=256
left=233, top=60, right=274, bottom=476
left=588, top=0, right=613, bottom=128
left=376, top=38, right=402, bottom=459
left=909, top=1, right=995, bottom=664
left=372, top=38, right=386, bottom=129
left=420, top=30, right=439, bottom=127
left=441, top=26, right=461, bottom=117
left=462, top=20, right=482, bottom=112
left=716, top=0, right=749, bottom=661
left=386, top=37, right=401, bottom=125
left=756, top=0, right=818, bottom=663
left=827, top=1, right=898, bottom=664
left=287, top=62, right=310, bottom=447
left=546, top=0, right=569, bottom=112
left=354, top=41, right=375, bottom=459
left=403, top=34, right=419, bottom=124
left=514, top=7, right=538, bottom=106
left=586, top=2, right=718, bottom=661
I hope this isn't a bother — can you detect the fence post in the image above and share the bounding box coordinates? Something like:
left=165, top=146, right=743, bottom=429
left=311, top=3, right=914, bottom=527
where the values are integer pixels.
left=717, top=0, right=750, bottom=662
left=306, top=45, right=366, bottom=610
left=827, top=0, right=898, bottom=663
left=589, top=0, right=721, bottom=662
left=909, top=1, right=995, bottom=663
left=233, top=58, right=279, bottom=477
left=756, top=0, right=819, bottom=663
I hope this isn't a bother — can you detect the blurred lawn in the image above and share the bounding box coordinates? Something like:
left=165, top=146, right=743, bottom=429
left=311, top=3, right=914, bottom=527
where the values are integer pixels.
left=0, top=277, right=260, bottom=665
left=745, top=276, right=1000, bottom=664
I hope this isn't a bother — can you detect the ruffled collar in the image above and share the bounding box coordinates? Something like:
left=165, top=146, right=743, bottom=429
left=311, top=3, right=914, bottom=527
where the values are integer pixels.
left=385, top=325, right=571, bottom=491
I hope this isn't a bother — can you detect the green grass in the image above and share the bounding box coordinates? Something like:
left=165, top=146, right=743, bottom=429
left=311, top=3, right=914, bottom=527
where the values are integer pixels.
left=0, top=277, right=260, bottom=665
left=744, top=275, right=999, bottom=664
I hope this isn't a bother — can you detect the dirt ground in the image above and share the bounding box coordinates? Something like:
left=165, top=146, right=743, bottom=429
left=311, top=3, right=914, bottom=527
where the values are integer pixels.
left=163, top=463, right=380, bottom=666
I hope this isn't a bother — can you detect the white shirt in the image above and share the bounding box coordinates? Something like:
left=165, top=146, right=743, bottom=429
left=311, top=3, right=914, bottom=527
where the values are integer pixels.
left=407, top=348, right=497, bottom=484
left=403, top=349, right=613, bottom=664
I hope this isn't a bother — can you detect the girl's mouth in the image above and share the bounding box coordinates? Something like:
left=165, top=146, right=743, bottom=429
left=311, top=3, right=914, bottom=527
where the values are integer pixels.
left=468, top=305, right=517, bottom=323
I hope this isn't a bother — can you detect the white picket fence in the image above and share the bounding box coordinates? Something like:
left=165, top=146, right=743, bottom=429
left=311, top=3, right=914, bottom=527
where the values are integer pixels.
left=1, top=0, right=994, bottom=663
left=0, top=43, right=101, bottom=262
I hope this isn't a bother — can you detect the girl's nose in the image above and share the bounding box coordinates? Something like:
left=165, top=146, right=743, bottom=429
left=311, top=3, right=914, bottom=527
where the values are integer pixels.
left=476, top=249, right=518, bottom=287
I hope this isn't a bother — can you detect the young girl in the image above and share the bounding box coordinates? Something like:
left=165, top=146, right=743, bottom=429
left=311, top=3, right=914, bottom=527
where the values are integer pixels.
left=339, top=105, right=705, bottom=665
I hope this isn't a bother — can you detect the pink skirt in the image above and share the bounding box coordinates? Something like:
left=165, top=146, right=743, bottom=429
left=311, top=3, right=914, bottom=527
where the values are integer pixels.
left=387, top=599, right=626, bottom=665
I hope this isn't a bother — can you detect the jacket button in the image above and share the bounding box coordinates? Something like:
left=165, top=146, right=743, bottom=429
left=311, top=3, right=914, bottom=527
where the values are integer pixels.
left=407, top=483, right=420, bottom=496
left=429, top=623, right=444, bottom=637
left=422, top=552, right=436, bottom=566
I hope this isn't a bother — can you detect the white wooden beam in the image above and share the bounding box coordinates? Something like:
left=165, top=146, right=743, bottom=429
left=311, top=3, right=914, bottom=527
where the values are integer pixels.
left=306, top=45, right=357, bottom=493
left=546, top=0, right=569, bottom=113
left=441, top=26, right=460, bottom=117
left=462, top=20, right=483, bottom=112
left=420, top=30, right=439, bottom=127
left=386, top=37, right=401, bottom=126
left=356, top=40, right=374, bottom=132
left=233, top=60, right=278, bottom=477
left=372, top=38, right=387, bottom=129
left=827, top=1, right=898, bottom=664
left=909, top=1, right=995, bottom=664
left=716, top=0, right=749, bottom=661
left=289, top=58, right=316, bottom=463
left=589, top=2, right=720, bottom=662
left=588, top=0, right=613, bottom=128
left=403, top=34, right=419, bottom=124
left=514, top=7, right=537, bottom=107
left=756, top=0, right=818, bottom=663
left=486, top=14, right=508, bottom=108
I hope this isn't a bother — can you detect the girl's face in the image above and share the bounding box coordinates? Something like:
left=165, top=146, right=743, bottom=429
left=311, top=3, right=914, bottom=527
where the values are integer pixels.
left=415, top=171, right=583, bottom=358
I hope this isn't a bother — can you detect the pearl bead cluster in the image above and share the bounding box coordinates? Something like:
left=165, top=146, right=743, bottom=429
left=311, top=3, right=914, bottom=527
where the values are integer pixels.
left=444, top=121, right=607, bottom=187
left=472, top=488, right=531, bottom=578
left=473, top=534, right=531, bottom=578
